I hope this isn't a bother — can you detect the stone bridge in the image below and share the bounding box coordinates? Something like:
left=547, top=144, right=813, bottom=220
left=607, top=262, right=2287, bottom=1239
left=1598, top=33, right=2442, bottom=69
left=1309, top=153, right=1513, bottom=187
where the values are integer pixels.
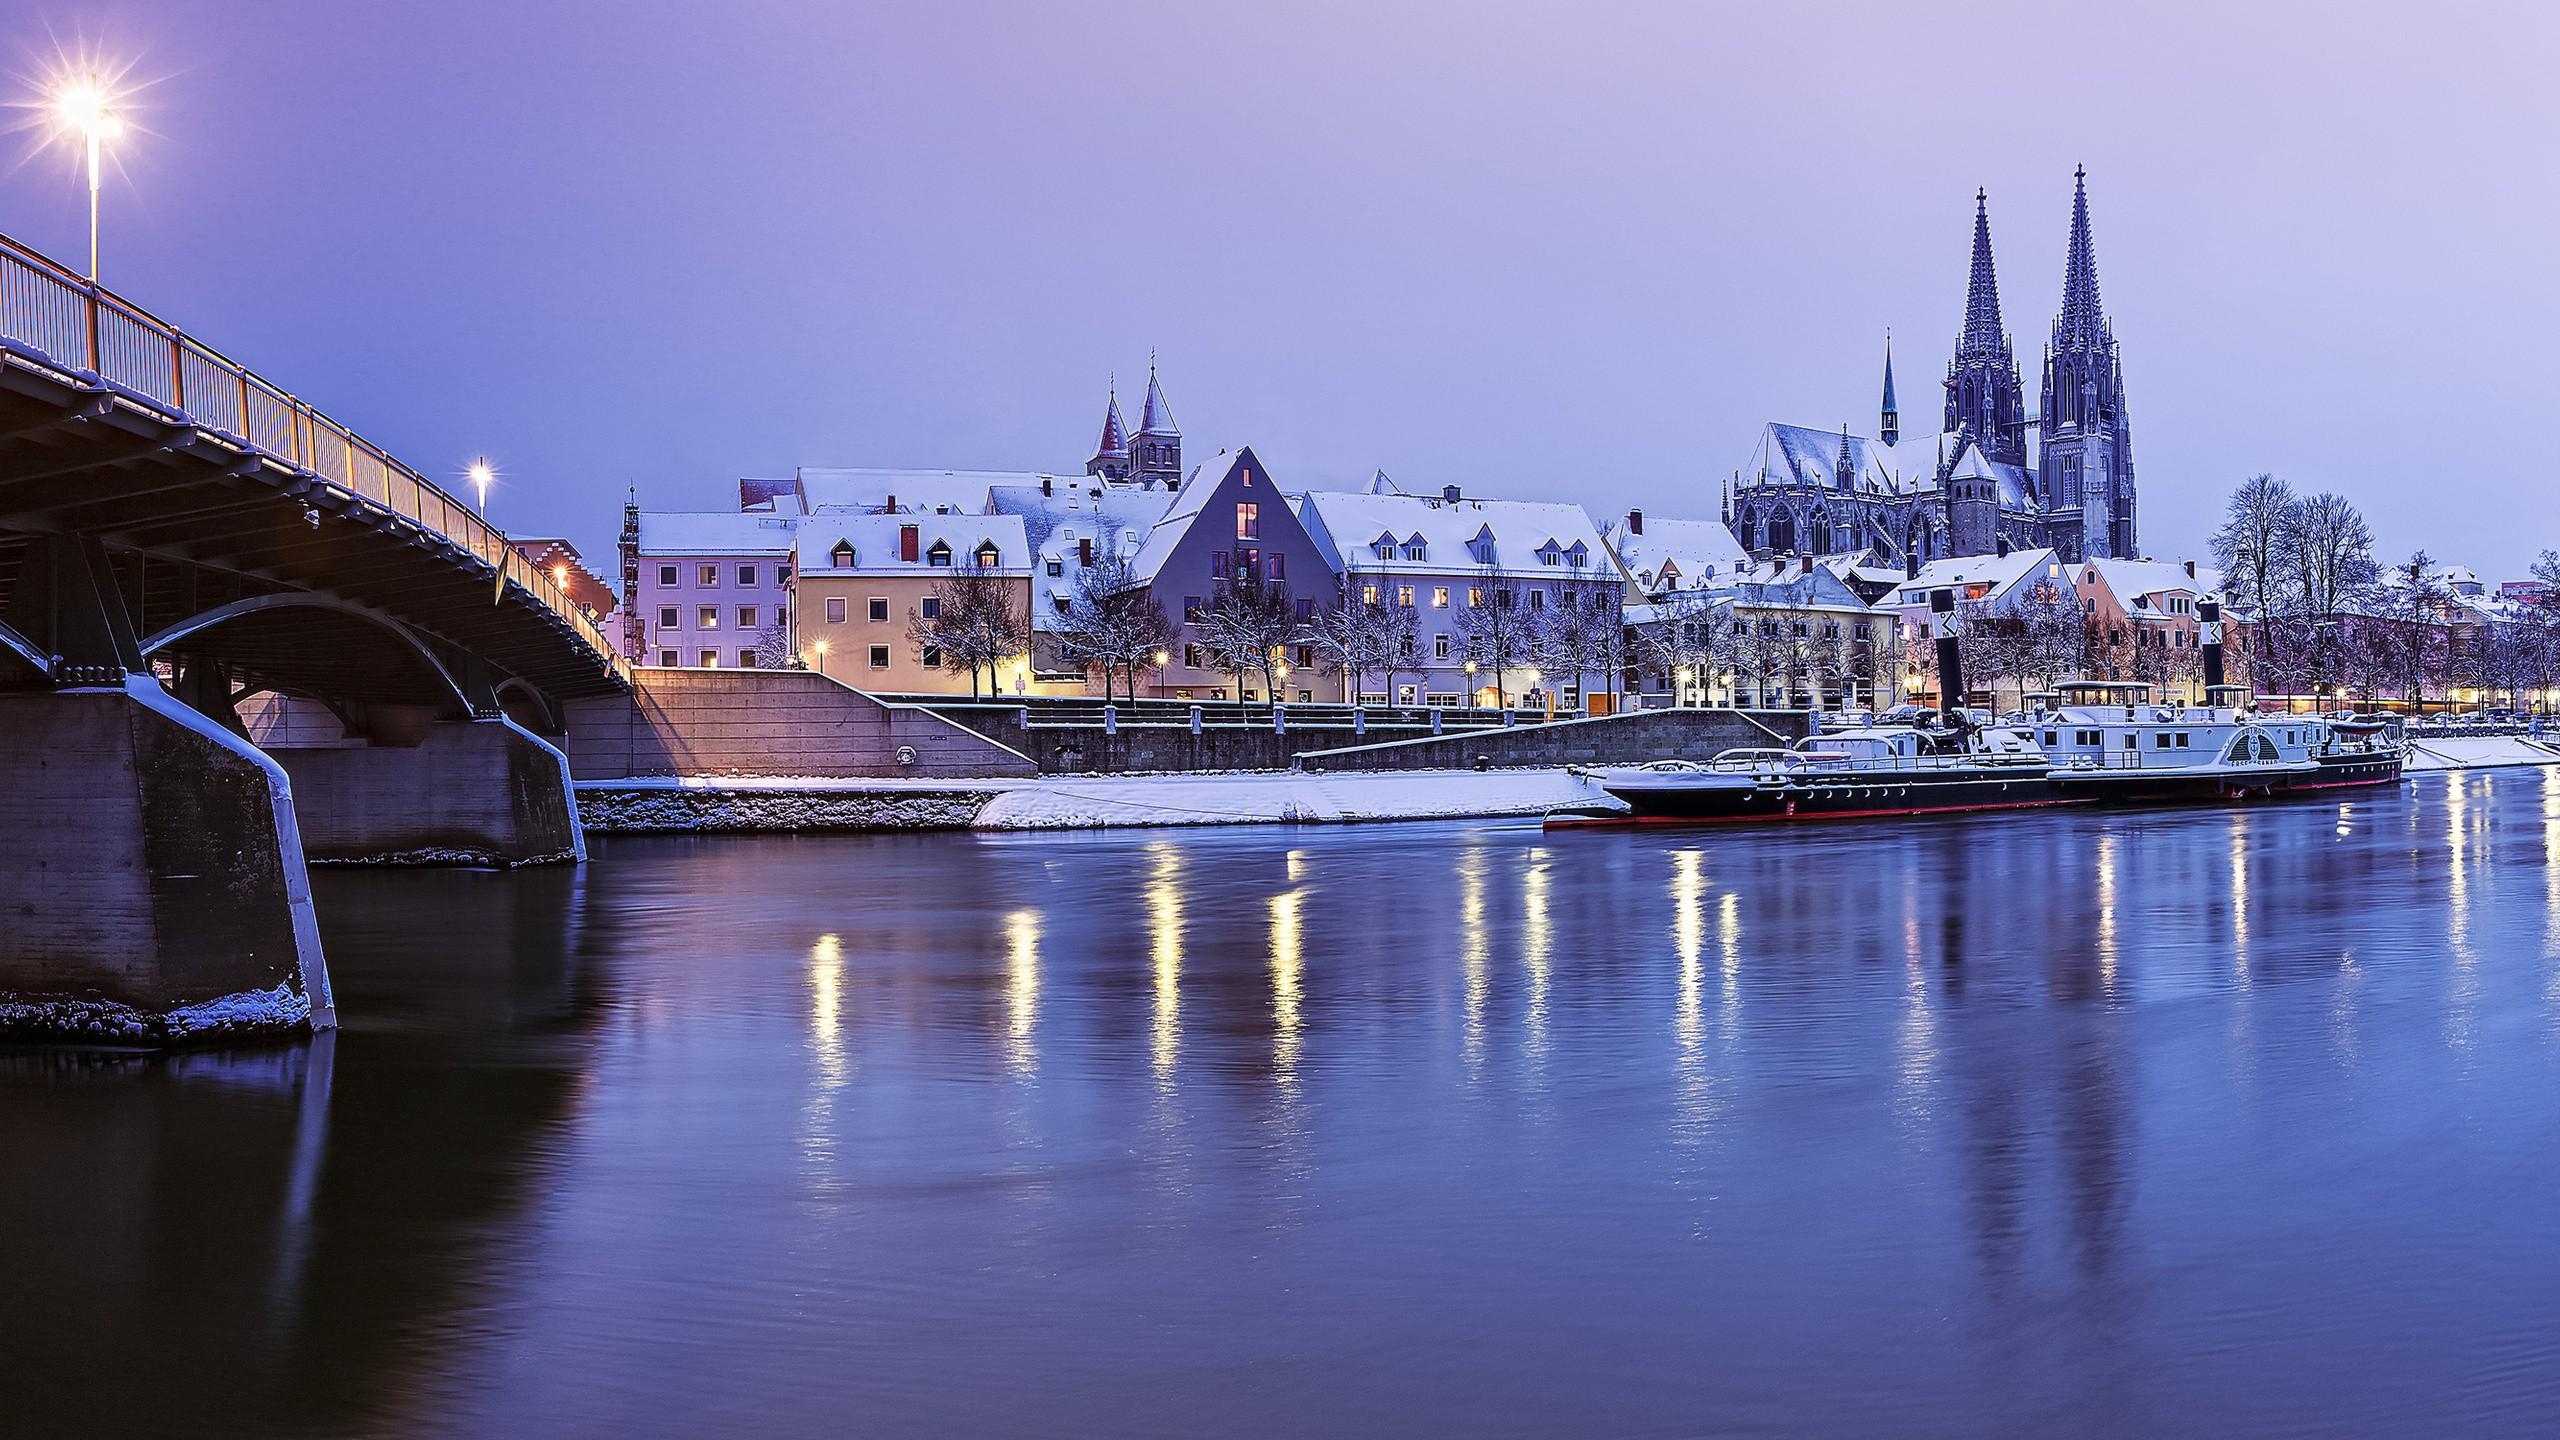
left=0, top=231, right=626, bottom=1042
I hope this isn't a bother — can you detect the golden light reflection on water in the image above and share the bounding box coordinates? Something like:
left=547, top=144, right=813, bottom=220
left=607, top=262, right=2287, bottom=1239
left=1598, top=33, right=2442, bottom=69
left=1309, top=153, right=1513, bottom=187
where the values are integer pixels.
left=809, top=932, right=846, bottom=1092
left=1148, top=843, right=1182, bottom=1083
left=1670, top=850, right=1708, bottom=1136
left=2096, top=831, right=2121, bottom=994
left=1460, top=844, right=1489, bottom=1073
left=1522, top=851, right=1552, bottom=1063
left=1271, top=886, right=1304, bottom=1088
left=1004, top=909, right=1040, bottom=1078
left=2447, top=777, right=2477, bottom=1053
left=2223, top=823, right=2248, bottom=986
left=1717, top=891, right=1742, bottom=1035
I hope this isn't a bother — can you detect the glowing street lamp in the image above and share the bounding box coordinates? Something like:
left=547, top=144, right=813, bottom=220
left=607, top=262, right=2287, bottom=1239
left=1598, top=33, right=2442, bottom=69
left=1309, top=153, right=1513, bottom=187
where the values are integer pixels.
left=466, top=458, right=495, bottom=514
left=812, top=640, right=830, bottom=678
left=47, top=72, right=125, bottom=283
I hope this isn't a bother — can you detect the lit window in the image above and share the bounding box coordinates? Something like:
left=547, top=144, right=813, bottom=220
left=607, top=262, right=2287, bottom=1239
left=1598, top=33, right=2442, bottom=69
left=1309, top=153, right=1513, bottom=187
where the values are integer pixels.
left=697, top=650, right=719, bottom=667
left=738, top=608, right=757, bottom=629
left=699, top=565, right=719, bottom=587
left=1432, top=587, right=1450, bottom=608
left=738, top=650, right=758, bottom=667
left=1397, top=585, right=1415, bottom=607
left=1467, top=588, right=1485, bottom=609
left=698, top=607, right=719, bottom=629
left=1237, top=503, right=1260, bottom=540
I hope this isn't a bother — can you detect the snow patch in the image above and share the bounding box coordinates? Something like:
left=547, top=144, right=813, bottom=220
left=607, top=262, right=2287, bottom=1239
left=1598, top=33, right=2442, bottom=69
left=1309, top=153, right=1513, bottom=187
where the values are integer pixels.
left=2406, top=737, right=2560, bottom=771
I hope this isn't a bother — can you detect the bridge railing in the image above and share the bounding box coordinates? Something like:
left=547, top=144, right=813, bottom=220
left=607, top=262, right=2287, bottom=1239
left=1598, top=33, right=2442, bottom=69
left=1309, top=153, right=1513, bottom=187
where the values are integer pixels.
left=0, top=231, right=624, bottom=677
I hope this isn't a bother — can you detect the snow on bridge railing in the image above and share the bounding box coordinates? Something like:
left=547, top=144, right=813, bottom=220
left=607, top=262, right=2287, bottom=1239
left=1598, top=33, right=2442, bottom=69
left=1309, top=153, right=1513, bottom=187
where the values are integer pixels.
left=0, top=230, right=625, bottom=679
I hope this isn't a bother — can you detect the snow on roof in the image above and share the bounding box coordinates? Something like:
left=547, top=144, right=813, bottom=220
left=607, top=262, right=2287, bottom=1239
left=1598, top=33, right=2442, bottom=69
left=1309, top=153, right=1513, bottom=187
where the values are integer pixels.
left=636, top=510, right=802, bottom=556
left=2085, top=557, right=2215, bottom=609
left=790, top=467, right=1045, bottom=516
left=1604, top=515, right=1748, bottom=592
left=1737, top=423, right=2039, bottom=511
left=1126, top=449, right=1249, bottom=583
left=1889, top=547, right=2061, bottom=606
left=1298, top=487, right=1610, bottom=580
left=988, top=480, right=1175, bottom=628
left=792, top=510, right=1031, bottom=574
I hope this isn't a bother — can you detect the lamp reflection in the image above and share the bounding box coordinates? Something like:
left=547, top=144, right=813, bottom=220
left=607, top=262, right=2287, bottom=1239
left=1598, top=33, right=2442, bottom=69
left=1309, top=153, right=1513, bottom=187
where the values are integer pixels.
left=1670, top=850, right=1707, bottom=1135
left=2096, top=832, right=2122, bottom=993
left=1271, top=887, right=1304, bottom=1088
left=1148, top=844, right=1182, bottom=1084
left=1522, top=851, right=1552, bottom=1063
left=1004, top=909, right=1040, bottom=1078
left=809, top=932, right=846, bottom=1092
left=1460, top=844, right=1489, bottom=1072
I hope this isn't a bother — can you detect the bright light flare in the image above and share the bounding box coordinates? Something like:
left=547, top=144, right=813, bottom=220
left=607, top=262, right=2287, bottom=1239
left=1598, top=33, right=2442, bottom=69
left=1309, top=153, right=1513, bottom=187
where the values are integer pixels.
left=465, top=458, right=496, bottom=512
left=49, top=74, right=121, bottom=141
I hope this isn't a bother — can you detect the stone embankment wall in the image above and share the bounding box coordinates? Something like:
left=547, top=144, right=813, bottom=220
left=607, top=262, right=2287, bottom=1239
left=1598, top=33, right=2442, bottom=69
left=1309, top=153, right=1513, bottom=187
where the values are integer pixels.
left=561, top=669, right=1036, bottom=780
left=1295, top=708, right=1808, bottom=772
left=574, top=785, right=996, bottom=833
left=916, top=704, right=1559, bottom=774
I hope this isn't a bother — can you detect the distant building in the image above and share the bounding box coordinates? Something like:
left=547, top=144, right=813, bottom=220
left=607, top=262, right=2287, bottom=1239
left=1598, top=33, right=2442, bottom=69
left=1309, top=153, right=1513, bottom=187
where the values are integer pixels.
left=789, top=512, right=1034, bottom=695
left=508, top=537, right=618, bottom=621
left=988, top=476, right=1171, bottom=691
left=621, top=509, right=799, bottom=667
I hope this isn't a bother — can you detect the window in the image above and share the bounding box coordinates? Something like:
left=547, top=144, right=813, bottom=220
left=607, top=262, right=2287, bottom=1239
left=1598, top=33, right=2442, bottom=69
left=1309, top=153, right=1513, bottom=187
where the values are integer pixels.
left=927, top=540, right=953, bottom=567
left=1269, top=552, right=1285, bottom=581
left=697, top=650, right=719, bottom=667
left=1296, top=599, right=1315, bottom=622
left=1528, top=589, right=1547, bottom=611
left=1497, top=588, right=1515, bottom=610
left=738, top=565, right=758, bottom=587
left=1184, top=596, right=1203, bottom=618
left=658, top=650, right=677, bottom=666
left=1397, top=584, right=1415, bottom=608
left=975, top=542, right=1001, bottom=568
left=868, top=645, right=891, bottom=669
left=922, top=645, right=941, bottom=667
left=868, top=597, right=889, bottom=623
left=1432, top=586, right=1450, bottom=609
left=1240, top=549, right=1260, bottom=579
left=1184, top=644, right=1202, bottom=668
left=658, top=564, right=678, bottom=587
left=826, top=597, right=847, bottom=623
left=778, top=565, right=791, bottom=586
left=738, top=608, right=757, bottom=629
left=1237, top=503, right=1260, bottom=540
left=1213, top=551, right=1231, bottom=579
left=739, top=650, right=758, bottom=668
left=1404, top=541, right=1426, bottom=562
left=1296, top=645, right=1315, bottom=667
left=1362, top=583, right=1380, bottom=605
left=921, top=596, right=941, bottom=620
left=698, top=607, right=720, bottom=629
left=699, top=565, right=720, bottom=587
left=1467, top=587, right=1485, bottom=609
left=1434, top=635, right=1452, bottom=660
left=1054, top=595, right=1071, bottom=615
left=658, top=606, right=678, bottom=628
left=1046, top=557, right=1064, bottom=577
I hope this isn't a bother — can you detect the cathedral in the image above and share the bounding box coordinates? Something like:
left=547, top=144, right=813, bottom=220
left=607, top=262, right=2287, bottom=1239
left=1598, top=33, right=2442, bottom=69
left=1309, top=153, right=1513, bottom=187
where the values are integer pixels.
left=1725, top=168, right=2137, bottom=568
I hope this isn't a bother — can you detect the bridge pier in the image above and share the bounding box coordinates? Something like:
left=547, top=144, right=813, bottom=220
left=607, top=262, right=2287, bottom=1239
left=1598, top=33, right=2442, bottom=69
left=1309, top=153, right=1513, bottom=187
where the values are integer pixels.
left=0, top=679, right=333, bottom=1044
left=253, top=704, right=586, bottom=867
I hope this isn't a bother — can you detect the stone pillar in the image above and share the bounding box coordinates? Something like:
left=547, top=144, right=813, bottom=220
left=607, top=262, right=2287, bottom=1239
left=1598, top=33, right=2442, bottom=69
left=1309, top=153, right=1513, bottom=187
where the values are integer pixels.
left=0, top=678, right=333, bottom=1043
left=263, top=715, right=585, bottom=866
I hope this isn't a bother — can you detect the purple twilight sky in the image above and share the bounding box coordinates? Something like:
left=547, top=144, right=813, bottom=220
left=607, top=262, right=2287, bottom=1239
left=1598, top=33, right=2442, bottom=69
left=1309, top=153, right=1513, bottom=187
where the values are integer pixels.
left=4, top=1, right=2556, bottom=576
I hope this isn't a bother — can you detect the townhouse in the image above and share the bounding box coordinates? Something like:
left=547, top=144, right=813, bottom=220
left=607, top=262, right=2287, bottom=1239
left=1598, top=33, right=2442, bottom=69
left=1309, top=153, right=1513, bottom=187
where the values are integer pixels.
left=788, top=511, right=1036, bottom=695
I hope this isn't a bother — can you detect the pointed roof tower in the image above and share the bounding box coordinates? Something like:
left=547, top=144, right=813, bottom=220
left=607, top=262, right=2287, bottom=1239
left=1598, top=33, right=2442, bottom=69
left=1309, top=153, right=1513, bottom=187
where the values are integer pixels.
left=1959, top=189, right=2006, bottom=356
left=2055, top=165, right=2106, bottom=347
left=1879, top=331, right=1900, bottom=445
left=1137, top=362, right=1178, bottom=437
left=1090, top=383, right=1129, bottom=466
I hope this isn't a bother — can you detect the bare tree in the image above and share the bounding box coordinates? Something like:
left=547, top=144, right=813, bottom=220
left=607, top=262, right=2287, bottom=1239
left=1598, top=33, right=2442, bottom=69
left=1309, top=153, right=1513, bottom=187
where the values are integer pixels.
left=1531, top=587, right=1611, bottom=711
left=1308, top=580, right=1398, bottom=703
left=908, top=563, right=1026, bottom=698
left=755, top=617, right=797, bottom=670
left=1191, top=571, right=1298, bottom=705
left=1453, top=565, right=1537, bottom=707
left=1057, top=554, right=1175, bottom=702
left=1640, top=586, right=1722, bottom=704
left=2210, top=472, right=2297, bottom=682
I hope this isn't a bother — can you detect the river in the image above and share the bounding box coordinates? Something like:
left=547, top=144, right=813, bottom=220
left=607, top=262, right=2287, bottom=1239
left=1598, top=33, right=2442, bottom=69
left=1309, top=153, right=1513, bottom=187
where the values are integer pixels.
left=10, top=771, right=2560, bottom=1436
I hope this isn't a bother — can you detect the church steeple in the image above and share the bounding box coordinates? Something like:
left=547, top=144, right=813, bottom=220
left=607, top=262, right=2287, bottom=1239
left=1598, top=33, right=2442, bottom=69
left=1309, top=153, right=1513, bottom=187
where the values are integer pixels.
left=2056, top=165, right=2106, bottom=347
left=1129, top=359, right=1182, bottom=485
left=1879, top=332, right=1899, bottom=446
left=1086, top=380, right=1131, bottom=481
left=1943, top=190, right=2028, bottom=468
left=2037, top=166, right=2136, bottom=560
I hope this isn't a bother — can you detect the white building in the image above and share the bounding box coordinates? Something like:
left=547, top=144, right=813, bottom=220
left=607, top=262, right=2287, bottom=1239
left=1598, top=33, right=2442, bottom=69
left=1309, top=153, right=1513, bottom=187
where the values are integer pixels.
left=621, top=511, right=801, bottom=667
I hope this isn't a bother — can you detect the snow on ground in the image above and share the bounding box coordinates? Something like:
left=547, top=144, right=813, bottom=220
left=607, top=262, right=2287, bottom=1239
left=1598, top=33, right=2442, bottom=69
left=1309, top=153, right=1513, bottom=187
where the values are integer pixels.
left=2406, top=737, right=2560, bottom=771
left=971, top=768, right=1607, bottom=829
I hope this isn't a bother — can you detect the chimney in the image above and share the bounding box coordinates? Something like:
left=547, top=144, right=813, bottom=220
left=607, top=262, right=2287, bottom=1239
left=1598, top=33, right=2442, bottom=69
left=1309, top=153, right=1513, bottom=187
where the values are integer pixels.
left=1079, top=536, right=1093, bottom=567
left=1801, top=555, right=1813, bottom=576
left=1995, top=535, right=2011, bottom=557
left=2184, top=559, right=2197, bottom=579
left=884, top=493, right=898, bottom=514
left=1930, top=588, right=1967, bottom=725
left=899, top=523, right=919, bottom=563
left=2199, top=597, right=2226, bottom=690
left=1443, top=484, right=1462, bottom=504
left=1627, top=507, right=1644, bottom=536
left=1042, top=477, right=1053, bottom=497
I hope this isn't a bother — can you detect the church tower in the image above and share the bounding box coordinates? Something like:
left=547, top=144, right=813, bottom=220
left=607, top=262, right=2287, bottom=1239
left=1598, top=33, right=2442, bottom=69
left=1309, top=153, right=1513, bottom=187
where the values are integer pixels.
left=1131, top=363, right=1183, bottom=486
left=2038, top=167, right=2136, bottom=559
left=1086, top=382, right=1131, bottom=481
left=1879, top=334, right=1899, bottom=446
left=1943, top=191, right=2028, bottom=468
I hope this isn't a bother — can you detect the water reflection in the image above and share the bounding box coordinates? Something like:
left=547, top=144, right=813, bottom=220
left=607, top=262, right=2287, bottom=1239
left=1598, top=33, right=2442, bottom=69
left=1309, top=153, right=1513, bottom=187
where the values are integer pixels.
left=22, top=780, right=2560, bottom=1436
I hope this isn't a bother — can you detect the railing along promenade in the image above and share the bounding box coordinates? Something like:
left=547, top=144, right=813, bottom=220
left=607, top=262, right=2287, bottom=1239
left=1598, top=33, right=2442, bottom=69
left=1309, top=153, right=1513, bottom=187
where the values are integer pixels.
left=0, top=230, right=622, bottom=675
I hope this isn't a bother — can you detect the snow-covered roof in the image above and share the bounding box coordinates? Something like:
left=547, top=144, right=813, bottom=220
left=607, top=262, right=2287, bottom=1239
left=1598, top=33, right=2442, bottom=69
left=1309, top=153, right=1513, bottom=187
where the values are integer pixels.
left=789, top=467, right=1037, bottom=516
left=635, top=510, right=802, bottom=556
left=1737, top=423, right=2039, bottom=512
left=1298, top=487, right=1612, bottom=581
left=792, top=511, right=1031, bottom=575
left=1886, top=547, right=2062, bottom=608
left=1125, top=448, right=1247, bottom=583
left=1604, top=515, right=1748, bottom=593
left=988, top=480, right=1172, bottom=629
left=2084, top=557, right=2215, bottom=612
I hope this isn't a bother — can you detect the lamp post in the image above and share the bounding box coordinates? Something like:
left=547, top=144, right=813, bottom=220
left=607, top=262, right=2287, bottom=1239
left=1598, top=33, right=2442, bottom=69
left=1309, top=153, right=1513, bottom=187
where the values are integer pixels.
left=51, top=73, right=122, bottom=283
left=813, top=640, right=830, bottom=679
left=467, top=459, right=495, bottom=514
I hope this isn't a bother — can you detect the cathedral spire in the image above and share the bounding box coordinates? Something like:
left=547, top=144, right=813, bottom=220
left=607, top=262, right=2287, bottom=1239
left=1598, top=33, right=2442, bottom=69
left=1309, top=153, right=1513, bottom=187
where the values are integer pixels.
left=1085, top=377, right=1132, bottom=481
left=1959, top=189, right=2005, bottom=356
left=1879, top=331, right=1899, bottom=446
left=1137, top=360, right=1178, bottom=437
left=2056, top=165, right=2105, bottom=346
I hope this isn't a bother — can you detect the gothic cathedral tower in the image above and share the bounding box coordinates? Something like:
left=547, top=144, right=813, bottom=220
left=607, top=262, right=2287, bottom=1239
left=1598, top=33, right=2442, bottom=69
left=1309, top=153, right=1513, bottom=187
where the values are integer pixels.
left=2038, top=167, right=2136, bottom=559
left=1943, top=191, right=2028, bottom=468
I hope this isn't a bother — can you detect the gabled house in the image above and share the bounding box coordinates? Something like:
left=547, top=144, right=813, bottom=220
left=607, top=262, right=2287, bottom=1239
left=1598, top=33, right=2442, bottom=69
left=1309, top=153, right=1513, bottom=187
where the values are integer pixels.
left=1121, top=447, right=1337, bottom=701
left=789, top=511, right=1033, bottom=694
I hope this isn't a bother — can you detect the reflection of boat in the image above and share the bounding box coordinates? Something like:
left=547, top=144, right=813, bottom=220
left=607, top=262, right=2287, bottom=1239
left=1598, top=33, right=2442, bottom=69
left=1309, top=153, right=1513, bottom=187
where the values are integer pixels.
left=1557, top=723, right=2067, bottom=826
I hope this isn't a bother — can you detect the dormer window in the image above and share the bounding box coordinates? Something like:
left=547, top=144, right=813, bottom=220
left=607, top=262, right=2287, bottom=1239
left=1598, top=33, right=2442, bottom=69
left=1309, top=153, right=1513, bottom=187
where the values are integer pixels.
left=926, top=540, right=953, bottom=567
left=975, top=541, right=1002, bottom=569
left=1568, top=543, right=1588, bottom=568
left=830, top=541, right=854, bottom=568
left=1537, top=541, right=1562, bottom=567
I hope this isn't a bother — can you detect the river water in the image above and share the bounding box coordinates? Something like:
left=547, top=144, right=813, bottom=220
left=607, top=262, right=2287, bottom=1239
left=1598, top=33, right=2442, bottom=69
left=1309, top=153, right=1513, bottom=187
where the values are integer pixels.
left=11, top=771, right=2560, bottom=1436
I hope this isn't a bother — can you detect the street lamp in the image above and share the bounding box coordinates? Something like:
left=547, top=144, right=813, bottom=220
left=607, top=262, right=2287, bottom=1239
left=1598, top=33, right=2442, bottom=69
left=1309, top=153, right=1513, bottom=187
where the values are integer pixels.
left=1463, top=659, right=1478, bottom=712
left=813, top=640, right=830, bottom=678
left=466, top=458, right=495, bottom=514
left=49, top=72, right=123, bottom=283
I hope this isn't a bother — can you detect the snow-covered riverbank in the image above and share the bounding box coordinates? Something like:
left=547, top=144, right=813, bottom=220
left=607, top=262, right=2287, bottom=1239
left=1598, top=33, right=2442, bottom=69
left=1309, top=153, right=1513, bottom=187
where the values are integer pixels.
left=574, top=768, right=1609, bottom=833
left=2404, top=736, right=2560, bottom=771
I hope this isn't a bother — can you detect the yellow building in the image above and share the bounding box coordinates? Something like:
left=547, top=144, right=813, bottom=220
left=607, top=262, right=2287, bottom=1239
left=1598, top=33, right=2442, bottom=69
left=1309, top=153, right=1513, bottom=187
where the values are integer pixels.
left=789, top=512, right=1035, bottom=695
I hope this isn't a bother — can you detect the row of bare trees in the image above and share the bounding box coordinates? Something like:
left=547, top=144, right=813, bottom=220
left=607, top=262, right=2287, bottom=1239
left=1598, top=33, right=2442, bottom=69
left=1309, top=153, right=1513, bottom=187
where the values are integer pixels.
left=1305, top=568, right=1629, bottom=707
left=1637, top=587, right=1893, bottom=709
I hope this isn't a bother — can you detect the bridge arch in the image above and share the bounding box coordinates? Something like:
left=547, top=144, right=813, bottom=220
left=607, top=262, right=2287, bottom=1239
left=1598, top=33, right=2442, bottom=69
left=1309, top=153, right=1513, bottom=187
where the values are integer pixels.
left=141, top=592, right=478, bottom=727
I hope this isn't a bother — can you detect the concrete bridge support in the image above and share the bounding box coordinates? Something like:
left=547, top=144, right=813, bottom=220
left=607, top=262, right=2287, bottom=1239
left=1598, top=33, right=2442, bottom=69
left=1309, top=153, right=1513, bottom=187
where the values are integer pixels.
left=0, top=678, right=332, bottom=1043
left=252, top=703, right=585, bottom=867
